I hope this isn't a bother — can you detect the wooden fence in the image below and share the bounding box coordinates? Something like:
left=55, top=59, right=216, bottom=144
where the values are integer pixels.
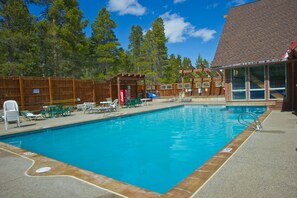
left=143, top=81, right=225, bottom=97
left=0, top=76, right=110, bottom=111
left=0, top=76, right=225, bottom=111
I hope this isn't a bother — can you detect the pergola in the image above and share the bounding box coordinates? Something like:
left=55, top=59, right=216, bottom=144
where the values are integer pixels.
left=179, top=64, right=224, bottom=94
left=108, top=73, right=146, bottom=102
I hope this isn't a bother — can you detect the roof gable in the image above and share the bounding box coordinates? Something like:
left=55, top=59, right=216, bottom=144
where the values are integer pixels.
left=211, top=0, right=297, bottom=68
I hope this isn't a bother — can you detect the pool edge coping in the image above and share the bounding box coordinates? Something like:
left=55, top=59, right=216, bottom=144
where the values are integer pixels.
left=162, top=109, right=271, bottom=198
left=0, top=106, right=271, bottom=198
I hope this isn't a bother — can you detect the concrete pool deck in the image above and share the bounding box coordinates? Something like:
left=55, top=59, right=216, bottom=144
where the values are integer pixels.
left=0, top=101, right=296, bottom=197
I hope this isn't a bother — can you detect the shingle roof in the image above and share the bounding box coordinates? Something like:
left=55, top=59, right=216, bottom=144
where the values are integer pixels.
left=211, top=0, right=297, bottom=68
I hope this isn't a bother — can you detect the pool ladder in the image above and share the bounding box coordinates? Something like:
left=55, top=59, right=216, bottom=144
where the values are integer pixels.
left=238, top=112, right=262, bottom=131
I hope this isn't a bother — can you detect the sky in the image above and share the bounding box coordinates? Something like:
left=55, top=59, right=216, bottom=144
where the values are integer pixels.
left=30, top=0, right=255, bottom=65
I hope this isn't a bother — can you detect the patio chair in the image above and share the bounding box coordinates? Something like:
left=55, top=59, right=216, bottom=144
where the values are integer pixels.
left=108, top=99, right=118, bottom=111
left=135, top=96, right=143, bottom=107
left=124, top=98, right=136, bottom=108
left=21, top=111, right=44, bottom=121
left=55, top=104, right=72, bottom=117
left=3, top=100, right=20, bottom=130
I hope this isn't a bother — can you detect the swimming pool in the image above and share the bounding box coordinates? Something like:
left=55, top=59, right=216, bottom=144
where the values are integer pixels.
left=0, top=105, right=266, bottom=193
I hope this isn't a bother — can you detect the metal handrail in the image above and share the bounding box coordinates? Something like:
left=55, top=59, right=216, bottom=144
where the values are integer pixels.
left=238, top=112, right=262, bottom=131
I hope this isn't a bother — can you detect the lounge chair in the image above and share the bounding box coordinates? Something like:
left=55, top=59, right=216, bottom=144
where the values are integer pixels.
left=3, top=100, right=20, bottom=130
left=87, top=99, right=118, bottom=113
left=148, top=92, right=159, bottom=99
left=21, top=111, right=45, bottom=121
left=77, top=102, right=96, bottom=112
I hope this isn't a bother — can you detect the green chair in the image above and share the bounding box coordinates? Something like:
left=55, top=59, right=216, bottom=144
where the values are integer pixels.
left=41, top=106, right=52, bottom=118
left=56, top=104, right=70, bottom=116
left=135, top=96, right=143, bottom=107
left=124, top=98, right=136, bottom=108
left=63, top=106, right=73, bottom=116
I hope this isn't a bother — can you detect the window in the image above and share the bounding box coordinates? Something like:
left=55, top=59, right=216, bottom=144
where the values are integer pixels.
left=160, top=85, right=166, bottom=90
left=166, top=84, right=173, bottom=89
left=196, top=82, right=202, bottom=88
left=202, top=82, right=210, bottom=88
left=177, top=83, right=190, bottom=89
left=177, top=84, right=183, bottom=89
left=160, top=84, right=173, bottom=90
left=249, top=66, right=265, bottom=100
left=215, top=81, right=223, bottom=87
left=232, top=68, right=246, bottom=100
left=269, top=64, right=286, bottom=99
left=184, top=83, right=191, bottom=88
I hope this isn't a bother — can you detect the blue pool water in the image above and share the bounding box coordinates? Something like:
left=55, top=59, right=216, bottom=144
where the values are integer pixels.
left=0, top=105, right=266, bottom=193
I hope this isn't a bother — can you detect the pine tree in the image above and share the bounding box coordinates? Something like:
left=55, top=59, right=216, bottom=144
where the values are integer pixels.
left=202, top=59, right=209, bottom=68
left=128, top=25, right=143, bottom=73
left=182, top=57, right=192, bottom=69
left=139, top=29, right=156, bottom=83
left=90, top=7, right=119, bottom=79
left=195, top=54, right=203, bottom=68
left=0, top=0, right=39, bottom=76
left=163, top=54, right=179, bottom=83
left=43, top=0, right=88, bottom=77
left=195, top=54, right=209, bottom=68
left=116, top=47, right=132, bottom=73
left=151, top=17, right=168, bottom=79
left=176, top=54, right=182, bottom=82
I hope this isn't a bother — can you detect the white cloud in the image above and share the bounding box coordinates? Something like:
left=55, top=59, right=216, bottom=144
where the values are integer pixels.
left=228, top=0, right=247, bottom=6
left=174, top=0, right=186, bottom=4
left=108, top=0, right=146, bottom=16
left=161, top=12, right=191, bottom=43
left=189, top=28, right=216, bottom=42
left=207, top=3, right=219, bottom=9
left=161, top=12, right=216, bottom=43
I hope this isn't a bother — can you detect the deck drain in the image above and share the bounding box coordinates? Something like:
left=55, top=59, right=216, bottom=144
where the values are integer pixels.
left=23, top=152, right=36, bottom=156
left=36, top=167, right=51, bottom=173
left=221, top=148, right=232, bottom=153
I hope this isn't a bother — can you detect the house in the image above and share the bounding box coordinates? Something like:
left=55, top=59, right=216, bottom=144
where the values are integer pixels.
left=211, top=0, right=297, bottom=110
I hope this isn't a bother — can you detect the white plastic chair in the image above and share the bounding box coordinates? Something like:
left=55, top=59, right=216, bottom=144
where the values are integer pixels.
left=3, top=100, right=20, bottom=130
left=108, top=99, right=118, bottom=111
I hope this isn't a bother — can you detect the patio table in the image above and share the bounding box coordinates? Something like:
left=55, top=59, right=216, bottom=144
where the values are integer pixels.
left=100, top=101, right=112, bottom=106
left=42, top=105, right=57, bottom=118
left=140, top=98, right=151, bottom=106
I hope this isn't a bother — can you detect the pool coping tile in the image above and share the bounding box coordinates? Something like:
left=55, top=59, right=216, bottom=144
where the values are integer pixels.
left=0, top=108, right=271, bottom=198
left=162, top=110, right=271, bottom=198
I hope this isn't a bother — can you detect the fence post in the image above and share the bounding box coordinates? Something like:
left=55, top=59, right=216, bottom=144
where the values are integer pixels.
left=92, top=80, right=96, bottom=102
left=143, top=78, right=146, bottom=98
left=173, top=83, right=176, bottom=96
left=72, top=78, right=76, bottom=105
left=19, top=76, right=25, bottom=111
left=117, top=77, right=120, bottom=101
left=210, top=81, right=213, bottom=95
left=109, top=80, right=112, bottom=99
left=48, top=77, right=53, bottom=105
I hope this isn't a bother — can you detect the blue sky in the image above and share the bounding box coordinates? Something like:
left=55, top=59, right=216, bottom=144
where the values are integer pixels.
left=30, top=0, right=255, bottom=65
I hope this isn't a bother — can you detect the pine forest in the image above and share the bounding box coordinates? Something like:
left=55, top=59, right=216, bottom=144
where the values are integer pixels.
left=0, top=0, right=209, bottom=84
